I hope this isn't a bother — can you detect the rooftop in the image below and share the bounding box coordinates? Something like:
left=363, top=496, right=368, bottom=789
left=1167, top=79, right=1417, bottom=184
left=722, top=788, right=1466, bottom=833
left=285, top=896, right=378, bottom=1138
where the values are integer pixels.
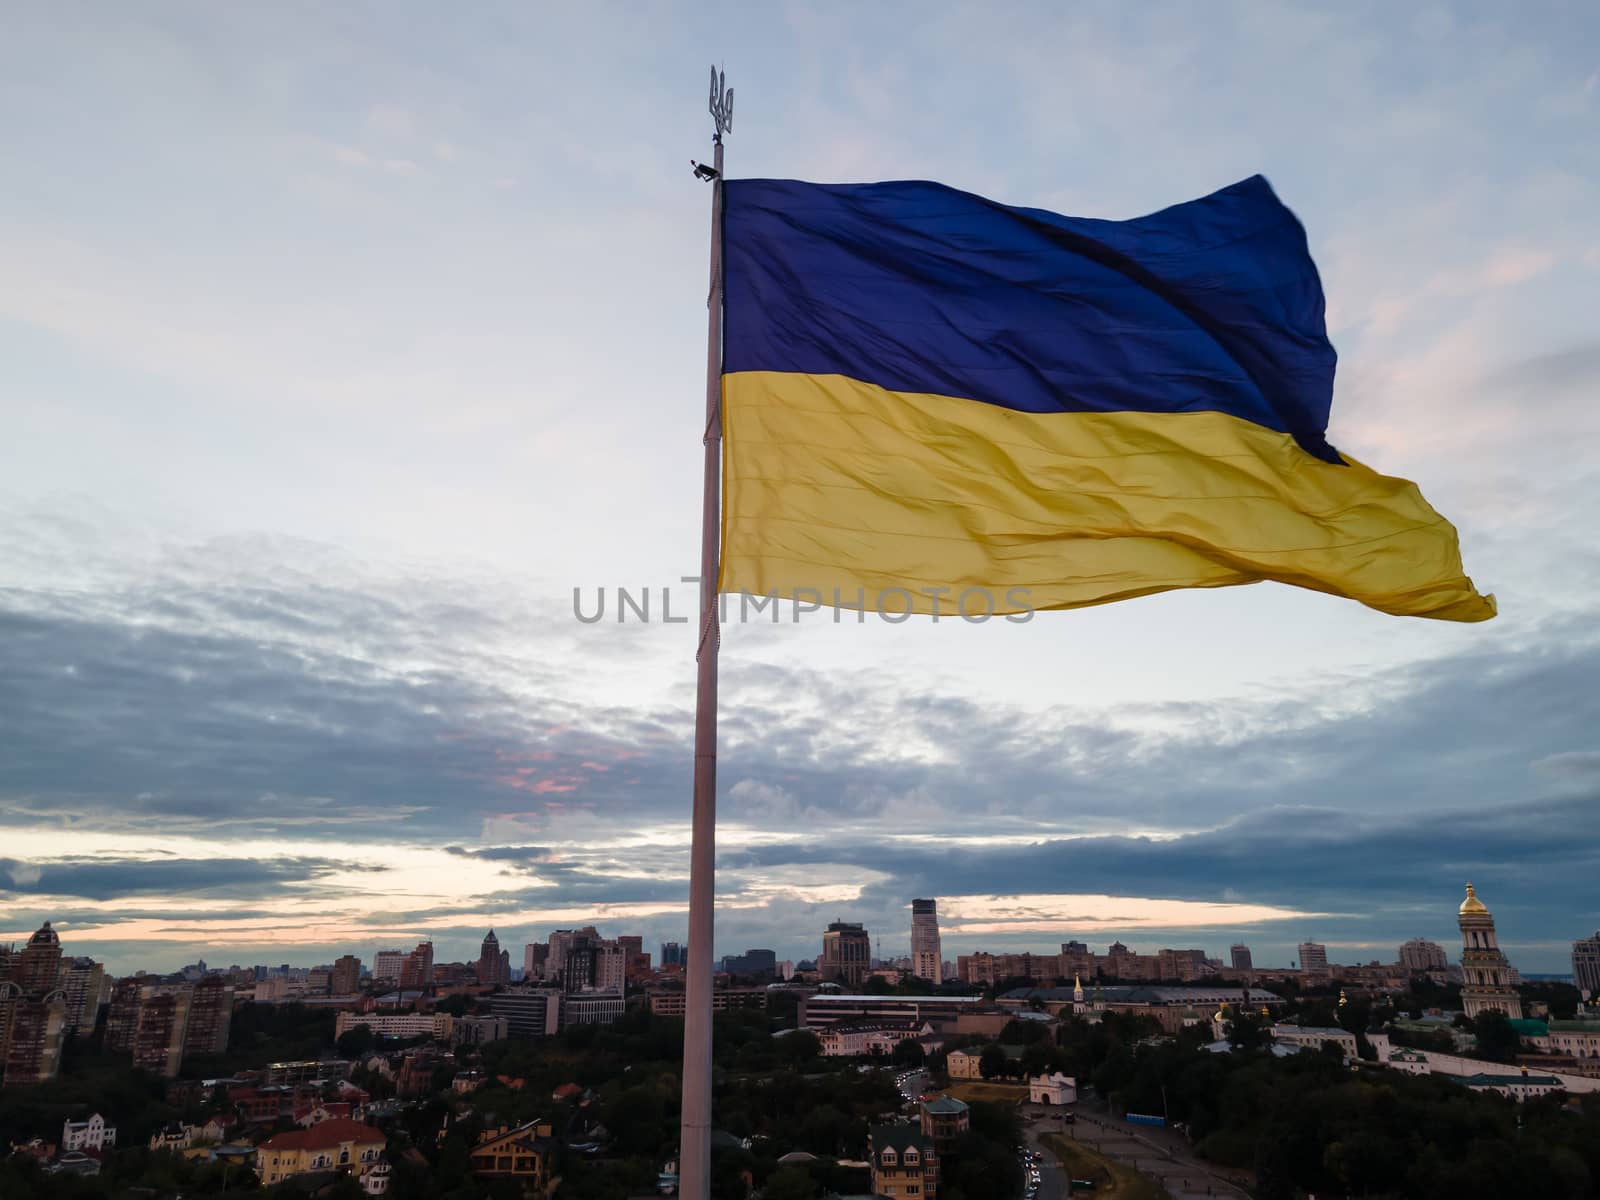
left=258, top=1119, right=384, bottom=1151
left=806, top=994, right=984, bottom=1004
left=1004, top=985, right=1284, bottom=1005
left=869, top=1124, right=934, bottom=1155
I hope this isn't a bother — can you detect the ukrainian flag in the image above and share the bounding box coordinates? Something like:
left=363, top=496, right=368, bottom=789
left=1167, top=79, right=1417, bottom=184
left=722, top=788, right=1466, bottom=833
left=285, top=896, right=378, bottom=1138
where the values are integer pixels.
left=718, top=175, right=1494, bottom=622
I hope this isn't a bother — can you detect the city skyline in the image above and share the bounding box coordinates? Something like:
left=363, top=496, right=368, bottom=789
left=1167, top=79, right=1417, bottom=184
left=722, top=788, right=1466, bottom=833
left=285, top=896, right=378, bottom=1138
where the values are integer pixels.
left=7, top=887, right=1591, bottom=980
left=2, top=6, right=1598, bottom=978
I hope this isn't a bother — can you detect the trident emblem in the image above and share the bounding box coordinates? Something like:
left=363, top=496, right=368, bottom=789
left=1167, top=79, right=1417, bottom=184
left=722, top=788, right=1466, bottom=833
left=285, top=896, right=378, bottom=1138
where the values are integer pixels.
left=709, top=66, right=733, bottom=138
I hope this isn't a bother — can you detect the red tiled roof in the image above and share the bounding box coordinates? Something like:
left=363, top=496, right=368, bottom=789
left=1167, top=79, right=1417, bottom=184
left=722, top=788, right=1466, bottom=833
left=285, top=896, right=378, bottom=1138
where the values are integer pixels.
left=258, top=1118, right=384, bottom=1151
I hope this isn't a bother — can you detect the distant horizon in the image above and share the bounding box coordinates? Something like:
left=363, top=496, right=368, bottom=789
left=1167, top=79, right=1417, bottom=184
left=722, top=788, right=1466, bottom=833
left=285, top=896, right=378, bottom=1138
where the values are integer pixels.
left=13, top=910, right=1592, bottom=981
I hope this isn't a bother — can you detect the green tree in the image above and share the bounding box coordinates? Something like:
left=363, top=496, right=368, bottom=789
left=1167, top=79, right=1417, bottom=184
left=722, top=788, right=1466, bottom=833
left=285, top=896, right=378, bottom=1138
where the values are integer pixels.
left=1472, top=1011, right=1521, bottom=1063
left=336, top=1022, right=376, bottom=1059
left=999, top=1019, right=1048, bottom=1045
left=1226, top=1011, right=1267, bottom=1051
left=891, top=1038, right=925, bottom=1068
left=1021, top=1042, right=1051, bottom=1079
left=763, top=1165, right=819, bottom=1200
left=978, top=1044, right=1007, bottom=1079
left=777, top=1030, right=821, bottom=1067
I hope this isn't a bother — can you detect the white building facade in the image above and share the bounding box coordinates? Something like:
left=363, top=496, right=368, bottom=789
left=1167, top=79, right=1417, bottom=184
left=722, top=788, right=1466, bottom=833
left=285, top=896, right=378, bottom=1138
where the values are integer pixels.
left=62, top=1114, right=117, bottom=1152
left=1029, top=1072, right=1077, bottom=1104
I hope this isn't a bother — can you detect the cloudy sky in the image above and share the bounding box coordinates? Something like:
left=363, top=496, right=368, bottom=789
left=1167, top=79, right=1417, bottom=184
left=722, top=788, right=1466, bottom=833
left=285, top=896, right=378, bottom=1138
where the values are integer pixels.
left=2, top=3, right=1597, bottom=975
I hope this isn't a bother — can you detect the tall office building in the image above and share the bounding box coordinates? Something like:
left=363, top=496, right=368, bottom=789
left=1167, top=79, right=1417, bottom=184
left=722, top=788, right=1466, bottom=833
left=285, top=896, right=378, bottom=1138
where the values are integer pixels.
left=103, top=979, right=144, bottom=1053
left=721, top=949, right=778, bottom=976
left=133, top=990, right=191, bottom=1078
left=14, top=923, right=63, bottom=995
left=1400, top=938, right=1449, bottom=971
left=1229, top=944, right=1253, bottom=972
left=559, top=931, right=622, bottom=993
left=331, top=955, right=362, bottom=996
left=548, top=929, right=600, bottom=981
left=399, top=942, right=434, bottom=989
left=182, top=978, right=233, bottom=1056
left=594, top=942, right=627, bottom=993
left=1458, top=884, right=1522, bottom=1019
left=660, top=942, right=685, bottom=968
left=910, top=900, right=942, bottom=985
left=3, top=996, right=67, bottom=1085
left=60, top=958, right=105, bottom=1037
left=1574, top=931, right=1600, bottom=999
left=523, top=943, right=549, bottom=979
left=1297, top=942, right=1330, bottom=979
left=477, top=930, right=510, bottom=986
left=820, top=921, right=872, bottom=988
left=372, top=950, right=407, bottom=983
left=616, top=936, right=650, bottom=982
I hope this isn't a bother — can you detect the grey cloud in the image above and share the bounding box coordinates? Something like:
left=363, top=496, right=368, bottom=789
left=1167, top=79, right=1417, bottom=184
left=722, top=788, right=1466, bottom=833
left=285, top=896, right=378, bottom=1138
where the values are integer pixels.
left=3, top=535, right=1599, bottom=970
left=0, top=855, right=378, bottom=902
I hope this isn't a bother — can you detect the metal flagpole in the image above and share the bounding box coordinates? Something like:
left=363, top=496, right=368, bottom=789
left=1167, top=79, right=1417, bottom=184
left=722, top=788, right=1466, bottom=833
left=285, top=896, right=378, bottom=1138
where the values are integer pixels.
left=680, top=65, right=731, bottom=1200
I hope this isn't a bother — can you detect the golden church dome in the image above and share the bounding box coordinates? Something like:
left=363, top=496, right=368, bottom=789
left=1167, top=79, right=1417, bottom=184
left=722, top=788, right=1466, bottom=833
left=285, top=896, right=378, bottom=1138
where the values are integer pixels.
left=1459, top=883, right=1488, bottom=915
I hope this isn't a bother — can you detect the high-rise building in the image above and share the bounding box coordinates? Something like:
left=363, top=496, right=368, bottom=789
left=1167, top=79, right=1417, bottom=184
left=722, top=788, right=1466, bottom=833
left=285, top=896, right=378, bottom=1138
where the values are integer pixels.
left=103, top=979, right=143, bottom=1053
left=548, top=929, right=599, bottom=982
left=558, top=931, right=624, bottom=993
left=60, top=958, right=105, bottom=1038
left=820, top=921, right=871, bottom=988
left=523, top=943, right=549, bottom=979
left=911, top=900, right=942, bottom=985
left=399, top=942, right=434, bottom=990
left=3, top=995, right=67, bottom=1086
left=616, top=936, right=651, bottom=982
left=1230, top=944, right=1253, bottom=972
left=1399, top=938, right=1449, bottom=971
left=15, top=923, right=63, bottom=996
left=594, top=943, right=627, bottom=993
left=1574, top=931, right=1600, bottom=999
left=1458, top=884, right=1522, bottom=1019
left=133, top=990, right=191, bottom=1078
left=720, top=949, right=777, bottom=976
left=1157, top=949, right=1210, bottom=981
left=1297, top=942, right=1330, bottom=979
left=331, top=955, right=362, bottom=996
left=372, top=950, right=407, bottom=983
left=182, top=978, right=233, bottom=1056
left=660, top=942, right=685, bottom=968
left=478, top=931, right=510, bottom=986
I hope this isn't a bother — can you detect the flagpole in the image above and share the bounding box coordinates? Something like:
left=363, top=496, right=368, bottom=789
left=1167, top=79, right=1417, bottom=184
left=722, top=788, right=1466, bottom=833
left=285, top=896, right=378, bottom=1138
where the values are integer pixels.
left=680, top=65, right=731, bottom=1200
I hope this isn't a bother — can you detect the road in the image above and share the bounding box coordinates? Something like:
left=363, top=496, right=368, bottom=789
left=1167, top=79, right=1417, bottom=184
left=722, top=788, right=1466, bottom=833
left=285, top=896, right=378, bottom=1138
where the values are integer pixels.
left=1022, top=1117, right=1069, bottom=1200
left=1029, top=1103, right=1252, bottom=1200
left=897, top=1067, right=929, bottom=1102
